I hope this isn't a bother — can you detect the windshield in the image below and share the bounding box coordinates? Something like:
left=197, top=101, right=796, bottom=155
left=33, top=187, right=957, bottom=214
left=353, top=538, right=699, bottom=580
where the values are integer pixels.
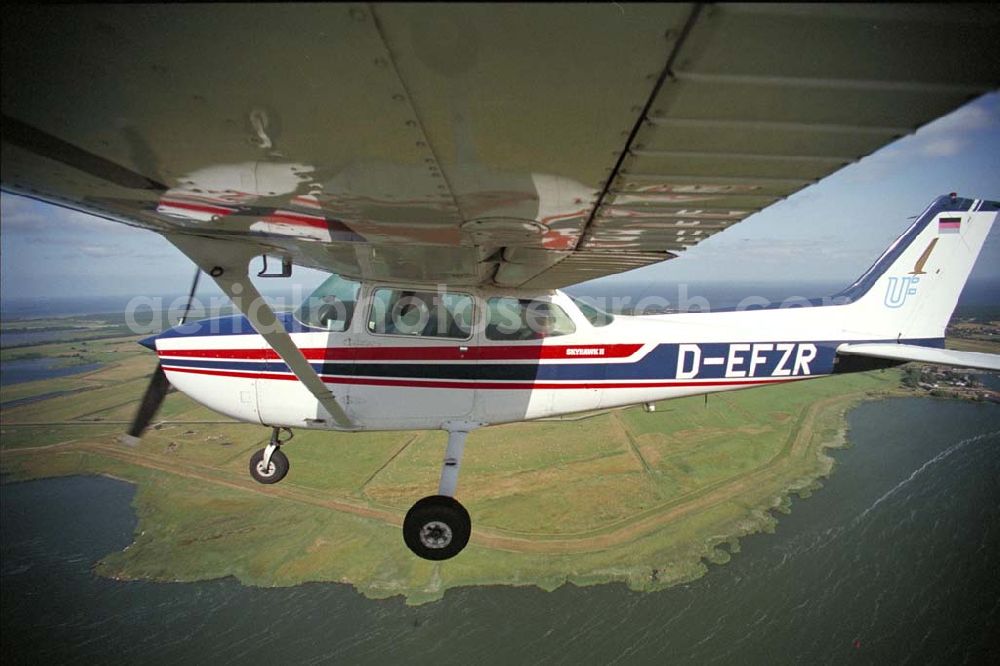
left=569, top=296, right=614, bottom=327
left=295, top=273, right=361, bottom=331
left=485, top=298, right=576, bottom=341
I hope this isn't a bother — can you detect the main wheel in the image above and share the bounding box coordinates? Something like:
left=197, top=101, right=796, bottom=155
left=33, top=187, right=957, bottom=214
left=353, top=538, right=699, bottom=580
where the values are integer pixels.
left=403, top=495, right=471, bottom=561
left=249, top=448, right=289, bottom=484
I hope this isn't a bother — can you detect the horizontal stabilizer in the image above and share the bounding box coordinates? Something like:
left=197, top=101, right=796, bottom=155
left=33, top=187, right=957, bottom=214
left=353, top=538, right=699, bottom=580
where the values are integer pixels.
left=837, top=343, right=1000, bottom=372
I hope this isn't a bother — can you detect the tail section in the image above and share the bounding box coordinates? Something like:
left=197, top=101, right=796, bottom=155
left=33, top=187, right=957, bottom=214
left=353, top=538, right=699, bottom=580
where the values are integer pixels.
left=837, top=343, right=1000, bottom=372
left=838, top=195, right=997, bottom=342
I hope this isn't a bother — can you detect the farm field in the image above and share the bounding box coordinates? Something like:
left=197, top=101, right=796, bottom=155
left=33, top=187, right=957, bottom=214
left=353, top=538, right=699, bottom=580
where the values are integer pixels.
left=0, top=328, right=926, bottom=604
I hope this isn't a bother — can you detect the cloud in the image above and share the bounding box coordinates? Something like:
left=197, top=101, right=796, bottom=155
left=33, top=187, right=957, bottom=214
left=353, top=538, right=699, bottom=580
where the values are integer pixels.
left=0, top=192, right=130, bottom=234
left=840, top=92, right=1000, bottom=182
left=56, top=245, right=173, bottom=261
left=687, top=236, right=867, bottom=262
left=656, top=234, right=880, bottom=283
left=883, top=93, right=998, bottom=157
left=76, top=244, right=125, bottom=258
left=919, top=102, right=998, bottom=135
left=919, top=138, right=964, bottom=158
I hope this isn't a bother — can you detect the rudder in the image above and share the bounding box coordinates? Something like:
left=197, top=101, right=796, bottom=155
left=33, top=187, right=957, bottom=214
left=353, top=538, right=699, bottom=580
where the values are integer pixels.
left=837, top=195, right=997, bottom=342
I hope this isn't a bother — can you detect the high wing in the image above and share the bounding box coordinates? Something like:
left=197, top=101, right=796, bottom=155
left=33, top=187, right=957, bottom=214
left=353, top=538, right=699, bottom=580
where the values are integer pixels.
left=2, top=4, right=999, bottom=288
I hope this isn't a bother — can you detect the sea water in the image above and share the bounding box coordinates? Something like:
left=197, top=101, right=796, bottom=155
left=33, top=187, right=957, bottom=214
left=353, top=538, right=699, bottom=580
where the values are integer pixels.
left=2, top=397, right=998, bottom=665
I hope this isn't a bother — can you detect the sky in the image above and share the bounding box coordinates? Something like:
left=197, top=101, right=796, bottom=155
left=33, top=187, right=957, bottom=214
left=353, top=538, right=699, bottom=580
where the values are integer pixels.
left=1, top=92, right=998, bottom=308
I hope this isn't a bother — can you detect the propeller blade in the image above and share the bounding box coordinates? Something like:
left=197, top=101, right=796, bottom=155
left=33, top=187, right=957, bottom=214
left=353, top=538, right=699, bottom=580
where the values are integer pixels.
left=121, top=267, right=202, bottom=445
left=122, top=364, right=170, bottom=443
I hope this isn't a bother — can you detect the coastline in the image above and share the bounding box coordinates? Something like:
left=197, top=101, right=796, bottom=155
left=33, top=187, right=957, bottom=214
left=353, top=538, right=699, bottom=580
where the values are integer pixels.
left=4, top=394, right=997, bottom=665
left=1, top=366, right=911, bottom=605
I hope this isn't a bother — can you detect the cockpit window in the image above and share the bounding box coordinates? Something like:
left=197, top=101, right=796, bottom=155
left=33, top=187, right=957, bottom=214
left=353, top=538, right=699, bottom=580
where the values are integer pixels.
left=485, top=298, right=576, bottom=341
left=368, top=289, right=474, bottom=339
left=295, top=273, right=361, bottom=332
left=570, top=296, right=614, bottom=327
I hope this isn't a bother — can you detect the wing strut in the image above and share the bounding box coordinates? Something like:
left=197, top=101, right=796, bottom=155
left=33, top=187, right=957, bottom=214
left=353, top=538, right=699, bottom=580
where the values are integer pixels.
left=166, top=234, right=353, bottom=429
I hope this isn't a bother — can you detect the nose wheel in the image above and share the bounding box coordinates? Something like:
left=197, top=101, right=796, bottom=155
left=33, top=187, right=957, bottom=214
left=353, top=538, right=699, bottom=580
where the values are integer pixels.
left=249, top=427, right=292, bottom=484
left=403, top=427, right=474, bottom=561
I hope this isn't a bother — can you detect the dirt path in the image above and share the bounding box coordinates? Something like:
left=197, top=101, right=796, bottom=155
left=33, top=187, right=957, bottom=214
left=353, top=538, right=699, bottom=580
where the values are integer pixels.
left=610, top=411, right=657, bottom=479
left=2, top=391, right=865, bottom=555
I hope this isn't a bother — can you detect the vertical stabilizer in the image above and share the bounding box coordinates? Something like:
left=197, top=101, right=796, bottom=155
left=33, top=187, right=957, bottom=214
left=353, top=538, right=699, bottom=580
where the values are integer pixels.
left=838, top=195, right=997, bottom=342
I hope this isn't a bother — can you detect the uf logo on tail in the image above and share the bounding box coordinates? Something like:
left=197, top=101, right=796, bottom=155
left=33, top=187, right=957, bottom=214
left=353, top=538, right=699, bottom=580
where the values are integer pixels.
left=884, top=276, right=920, bottom=308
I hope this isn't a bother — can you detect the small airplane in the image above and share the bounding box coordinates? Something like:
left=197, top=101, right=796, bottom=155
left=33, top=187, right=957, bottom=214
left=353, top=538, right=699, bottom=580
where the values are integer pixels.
left=142, top=193, right=999, bottom=561
left=2, top=5, right=999, bottom=560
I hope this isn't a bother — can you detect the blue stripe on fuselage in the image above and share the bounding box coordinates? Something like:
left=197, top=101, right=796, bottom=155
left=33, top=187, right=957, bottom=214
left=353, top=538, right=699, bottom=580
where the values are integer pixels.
left=159, top=338, right=943, bottom=382
left=156, top=312, right=308, bottom=340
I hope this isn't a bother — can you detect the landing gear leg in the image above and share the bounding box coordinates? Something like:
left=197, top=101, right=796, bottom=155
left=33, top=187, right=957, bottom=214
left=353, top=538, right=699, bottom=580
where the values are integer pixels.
left=403, top=429, right=473, bottom=561
left=249, top=427, right=292, bottom=484
left=438, top=427, right=466, bottom=498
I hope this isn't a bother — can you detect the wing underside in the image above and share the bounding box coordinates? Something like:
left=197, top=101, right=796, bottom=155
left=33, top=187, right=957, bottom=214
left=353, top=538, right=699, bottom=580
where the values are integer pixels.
left=2, top=4, right=998, bottom=287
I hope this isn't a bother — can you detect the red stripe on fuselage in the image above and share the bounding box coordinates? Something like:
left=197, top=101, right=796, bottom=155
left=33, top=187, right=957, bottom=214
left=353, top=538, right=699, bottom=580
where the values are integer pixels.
left=160, top=364, right=802, bottom=390
left=157, top=344, right=643, bottom=362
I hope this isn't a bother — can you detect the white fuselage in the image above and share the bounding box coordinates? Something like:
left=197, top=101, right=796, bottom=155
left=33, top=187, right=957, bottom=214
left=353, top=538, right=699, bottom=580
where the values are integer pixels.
left=151, top=197, right=997, bottom=432
left=153, top=288, right=898, bottom=432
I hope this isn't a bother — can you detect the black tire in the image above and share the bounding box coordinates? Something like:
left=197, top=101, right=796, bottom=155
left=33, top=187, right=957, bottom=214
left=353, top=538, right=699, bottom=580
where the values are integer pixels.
left=249, top=448, right=289, bottom=484
left=403, top=495, right=472, bottom=561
